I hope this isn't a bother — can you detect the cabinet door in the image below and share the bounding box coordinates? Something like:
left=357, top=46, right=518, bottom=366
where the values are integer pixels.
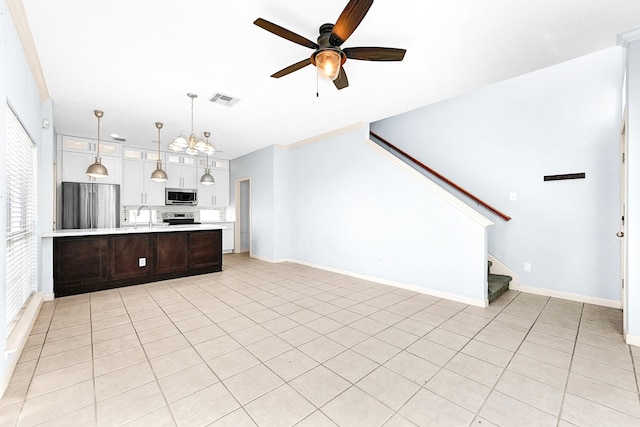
left=61, top=136, right=92, bottom=153
left=165, top=164, right=197, bottom=189
left=155, top=232, right=188, bottom=274
left=63, top=150, right=121, bottom=185
left=213, top=169, right=229, bottom=207
left=144, top=162, right=166, bottom=206
left=197, top=179, right=215, bottom=207
left=182, top=165, right=197, bottom=189
left=165, top=163, right=182, bottom=188
left=122, top=159, right=144, bottom=205
left=99, top=155, right=121, bottom=185
left=62, top=151, right=93, bottom=182
left=54, top=236, right=108, bottom=296
left=222, top=228, right=234, bottom=252
left=189, top=230, right=222, bottom=269
left=108, top=234, right=152, bottom=280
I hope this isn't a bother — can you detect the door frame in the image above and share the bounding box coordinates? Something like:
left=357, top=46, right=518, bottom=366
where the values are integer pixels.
left=234, top=177, right=251, bottom=254
left=620, top=111, right=628, bottom=332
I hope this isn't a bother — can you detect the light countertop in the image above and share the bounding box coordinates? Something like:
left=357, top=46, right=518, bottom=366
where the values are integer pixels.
left=42, top=223, right=227, bottom=238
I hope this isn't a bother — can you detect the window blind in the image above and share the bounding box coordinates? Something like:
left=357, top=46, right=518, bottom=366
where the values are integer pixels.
left=5, top=105, right=37, bottom=335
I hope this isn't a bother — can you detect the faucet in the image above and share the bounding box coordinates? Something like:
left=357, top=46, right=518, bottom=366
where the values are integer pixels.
left=135, top=205, right=152, bottom=229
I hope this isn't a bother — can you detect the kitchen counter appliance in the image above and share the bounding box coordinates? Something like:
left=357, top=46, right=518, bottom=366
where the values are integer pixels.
left=166, top=188, right=197, bottom=205
left=163, top=212, right=200, bottom=225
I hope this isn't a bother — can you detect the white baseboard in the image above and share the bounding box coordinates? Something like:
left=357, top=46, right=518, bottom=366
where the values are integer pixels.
left=254, top=255, right=487, bottom=308
left=44, top=293, right=54, bottom=302
left=517, top=285, right=620, bottom=309
left=625, top=334, right=640, bottom=347
left=1, top=292, right=44, bottom=398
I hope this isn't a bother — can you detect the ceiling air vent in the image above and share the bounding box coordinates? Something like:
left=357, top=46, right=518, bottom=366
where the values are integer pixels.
left=209, top=92, right=240, bottom=107
left=112, top=136, right=126, bottom=142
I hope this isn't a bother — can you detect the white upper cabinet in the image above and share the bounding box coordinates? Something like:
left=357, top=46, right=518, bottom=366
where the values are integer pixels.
left=62, top=136, right=121, bottom=157
left=165, top=154, right=197, bottom=189
left=121, top=159, right=165, bottom=206
left=61, top=136, right=121, bottom=184
left=196, top=157, right=230, bottom=207
left=58, top=135, right=232, bottom=205
left=61, top=150, right=121, bottom=185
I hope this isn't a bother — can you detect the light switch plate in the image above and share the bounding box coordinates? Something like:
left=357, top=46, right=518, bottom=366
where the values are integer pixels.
left=139, top=257, right=146, bottom=267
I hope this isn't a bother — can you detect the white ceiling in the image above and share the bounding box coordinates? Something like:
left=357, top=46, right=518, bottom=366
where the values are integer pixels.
left=20, top=0, right=640, bottom=159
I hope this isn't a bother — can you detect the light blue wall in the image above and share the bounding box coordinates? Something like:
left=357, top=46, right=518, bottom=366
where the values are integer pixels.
left=232, top=124, right=490, bottom=304
left=1, top=0, right=52, bottom=388
left=285, top=125, right=489, bottom=303
left=229, top=145, right=276, bottom=259
left=372, top=47, right=624, bottom=302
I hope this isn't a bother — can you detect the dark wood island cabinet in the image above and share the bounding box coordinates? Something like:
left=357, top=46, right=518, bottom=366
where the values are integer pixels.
left=53, top=228, right=222, bottom=297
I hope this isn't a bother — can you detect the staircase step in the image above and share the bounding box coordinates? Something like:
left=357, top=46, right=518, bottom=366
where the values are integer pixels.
left=488, top=273, right=511, bottom=303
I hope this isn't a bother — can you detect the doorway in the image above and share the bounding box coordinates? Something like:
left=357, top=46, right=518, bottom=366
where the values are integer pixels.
left=235, top=178, right=251, bottom=254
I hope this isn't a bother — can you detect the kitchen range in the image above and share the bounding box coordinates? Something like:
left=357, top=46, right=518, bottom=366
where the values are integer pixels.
left=163, top=212, right=200, bottom=225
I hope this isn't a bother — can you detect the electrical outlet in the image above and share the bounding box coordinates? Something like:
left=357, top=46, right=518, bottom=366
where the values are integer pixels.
left=509, top=192, right=517, bottom=201
left=383, top=257, right=391, bottom=266
left=523, top=262, right=531, bottom=272
left=139, top=257, right=146, bottom=267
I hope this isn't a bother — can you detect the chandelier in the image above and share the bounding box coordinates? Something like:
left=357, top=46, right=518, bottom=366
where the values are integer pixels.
left=169, top=93, right=216, bottom=155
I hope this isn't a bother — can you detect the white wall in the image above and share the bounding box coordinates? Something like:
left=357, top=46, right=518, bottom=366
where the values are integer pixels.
left=372, top=47, right=624, bottom=304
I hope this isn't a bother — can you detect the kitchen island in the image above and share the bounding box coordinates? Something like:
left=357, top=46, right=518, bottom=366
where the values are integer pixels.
left=46, top=224, right=225, bottom=297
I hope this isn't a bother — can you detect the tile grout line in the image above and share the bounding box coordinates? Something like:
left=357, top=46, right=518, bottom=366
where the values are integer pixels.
left=470, top=294, right=559, bottom=425
left=555, top=301, right=585, bottom=427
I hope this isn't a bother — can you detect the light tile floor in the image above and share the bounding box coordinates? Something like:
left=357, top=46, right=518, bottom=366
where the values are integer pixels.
left=1, top=253, right=640, bottom=426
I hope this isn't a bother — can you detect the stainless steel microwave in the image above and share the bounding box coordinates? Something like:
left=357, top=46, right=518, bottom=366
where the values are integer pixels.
left=165, top=188, right=198, bottom=205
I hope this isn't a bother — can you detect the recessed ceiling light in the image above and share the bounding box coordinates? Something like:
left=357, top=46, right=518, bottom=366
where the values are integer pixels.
left=109, top=133, right=120, bottom=138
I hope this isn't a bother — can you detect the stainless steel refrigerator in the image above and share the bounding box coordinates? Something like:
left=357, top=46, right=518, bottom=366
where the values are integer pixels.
left=61, top=182, right=120, bottom=229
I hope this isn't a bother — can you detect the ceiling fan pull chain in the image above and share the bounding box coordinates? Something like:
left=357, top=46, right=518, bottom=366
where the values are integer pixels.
left=316, top=67, right=319, bottom=98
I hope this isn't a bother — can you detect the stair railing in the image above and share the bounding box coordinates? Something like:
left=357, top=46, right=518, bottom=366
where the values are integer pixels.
left=370, top=131, right=511, bottom=222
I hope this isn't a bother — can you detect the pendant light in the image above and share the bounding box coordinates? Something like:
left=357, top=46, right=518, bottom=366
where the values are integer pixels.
left=86, top=110, right=109, bottom=178
left=200, top=131, right=215, bottom=186
left=150, top=122, right=168, bottom=182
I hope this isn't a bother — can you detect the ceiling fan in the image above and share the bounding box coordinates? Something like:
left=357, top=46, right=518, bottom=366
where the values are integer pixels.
left=254, top=0, right=406, bottom=90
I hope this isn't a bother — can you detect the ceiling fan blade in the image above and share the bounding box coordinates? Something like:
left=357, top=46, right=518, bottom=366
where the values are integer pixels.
left=330, top=0, right=374, bottom=46
left=271, top=58, right=312, bottom=78
left=333, top=67, right=349, bottom=90
left=254, top=18, right=319, bottom=49
left=343, top=47, right=406, bottom=61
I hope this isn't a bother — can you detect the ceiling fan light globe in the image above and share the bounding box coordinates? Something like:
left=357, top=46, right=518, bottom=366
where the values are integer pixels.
left=316, top=50, right=341, bottom=80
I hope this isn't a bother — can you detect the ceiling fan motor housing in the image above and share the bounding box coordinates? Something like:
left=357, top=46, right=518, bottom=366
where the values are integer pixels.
left=311, top=23, right=346, bottom=66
